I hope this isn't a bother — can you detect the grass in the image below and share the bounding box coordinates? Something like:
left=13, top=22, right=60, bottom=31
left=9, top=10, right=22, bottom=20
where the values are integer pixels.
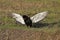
left=0, top=0, right=60, bottom=32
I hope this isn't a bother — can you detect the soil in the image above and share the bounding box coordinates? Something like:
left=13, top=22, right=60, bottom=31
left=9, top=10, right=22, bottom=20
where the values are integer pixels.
left=0, top=29, right=60, bottom=40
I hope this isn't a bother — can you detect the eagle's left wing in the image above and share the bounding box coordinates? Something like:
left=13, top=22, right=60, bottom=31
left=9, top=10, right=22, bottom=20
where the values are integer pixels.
left=30, top=11, right=48, bottom=23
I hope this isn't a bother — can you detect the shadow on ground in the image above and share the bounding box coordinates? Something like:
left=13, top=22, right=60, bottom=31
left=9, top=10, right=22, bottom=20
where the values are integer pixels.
left=32, top=21, right=60, bottom=28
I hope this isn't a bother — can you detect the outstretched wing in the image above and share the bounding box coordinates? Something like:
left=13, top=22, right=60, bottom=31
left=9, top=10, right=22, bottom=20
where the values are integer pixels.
left=12, top=13, right=25, bottom=24
left=30, top=11, right=48, bottom=23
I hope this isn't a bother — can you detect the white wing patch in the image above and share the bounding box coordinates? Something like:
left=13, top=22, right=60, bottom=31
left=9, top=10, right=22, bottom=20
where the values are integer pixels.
left=30, top=11, right=48, bottom=23
left=12, top=13, right=25, bottom=24
left=12, top=11, right=48, bottom=24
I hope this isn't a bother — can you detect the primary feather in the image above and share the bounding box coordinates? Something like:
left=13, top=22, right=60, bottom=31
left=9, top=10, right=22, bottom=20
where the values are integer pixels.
left=12, top=13, right=25, bottom=24
left=30, top=11, right=48, bottom=23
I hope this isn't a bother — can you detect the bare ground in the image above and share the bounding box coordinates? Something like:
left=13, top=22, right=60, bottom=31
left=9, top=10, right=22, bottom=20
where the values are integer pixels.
left=0, top=29, right=60, bottom=40
left=0, top=0, right=60, bottom=40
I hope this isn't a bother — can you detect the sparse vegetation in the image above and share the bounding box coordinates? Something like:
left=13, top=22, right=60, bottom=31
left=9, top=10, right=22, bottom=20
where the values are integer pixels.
left=0, top=0, right=60, bottom=40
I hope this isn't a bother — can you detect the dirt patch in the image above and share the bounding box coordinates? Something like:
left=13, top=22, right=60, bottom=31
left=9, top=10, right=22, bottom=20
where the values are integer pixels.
left=0, top=29, right=60, bottom=40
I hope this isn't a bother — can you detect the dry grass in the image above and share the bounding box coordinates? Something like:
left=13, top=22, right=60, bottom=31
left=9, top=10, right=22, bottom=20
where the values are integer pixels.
left=0, top=29, right=60, bottom=40
left=0, top=0, right=60, bottom=40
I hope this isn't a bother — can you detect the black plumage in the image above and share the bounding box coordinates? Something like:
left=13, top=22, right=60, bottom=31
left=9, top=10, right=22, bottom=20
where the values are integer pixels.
left=12, top=11, right=48, bottom=27
left=23, top=15, right=32, bottom=27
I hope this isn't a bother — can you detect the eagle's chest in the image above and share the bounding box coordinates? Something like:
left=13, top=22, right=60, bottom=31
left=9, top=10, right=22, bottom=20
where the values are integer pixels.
left=23, top=18, right=32, bottom=24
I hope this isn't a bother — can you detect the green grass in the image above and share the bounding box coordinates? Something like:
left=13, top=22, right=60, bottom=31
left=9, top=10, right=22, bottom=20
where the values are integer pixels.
left=0, top=0, right=60, bottom=32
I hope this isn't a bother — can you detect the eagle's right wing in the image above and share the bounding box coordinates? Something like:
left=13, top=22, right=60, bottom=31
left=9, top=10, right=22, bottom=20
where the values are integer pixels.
left=12, top=13, right=25, bottom=24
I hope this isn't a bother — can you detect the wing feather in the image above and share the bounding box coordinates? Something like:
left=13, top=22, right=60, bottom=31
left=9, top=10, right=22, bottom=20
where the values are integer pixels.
left=12, top=13, right=25, bottom=24
left=30, top=11, right=48, bottom=23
